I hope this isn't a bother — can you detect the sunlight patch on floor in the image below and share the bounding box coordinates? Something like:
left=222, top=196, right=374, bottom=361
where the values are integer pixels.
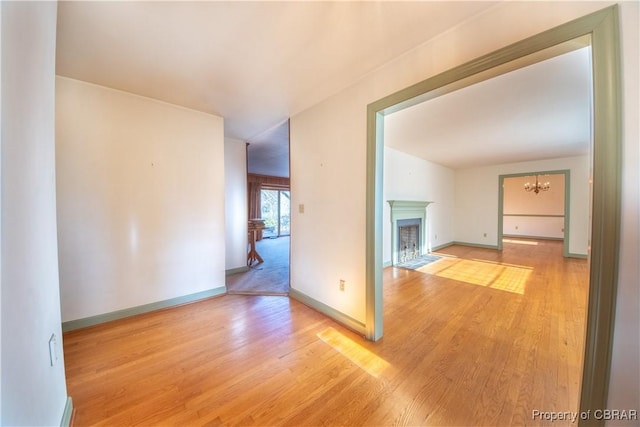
left=417, top=257, right=532, bottom=295
left=503, top=238, right=539, bottom=246
left=317, top=327, right=390, bottom=378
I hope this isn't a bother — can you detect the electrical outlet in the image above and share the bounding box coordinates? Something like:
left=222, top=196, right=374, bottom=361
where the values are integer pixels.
left=299, top=204, right=305, bottom=214
left=339, top=280, right=345, bottom=291
left=483, top=233, right=487, bottom=237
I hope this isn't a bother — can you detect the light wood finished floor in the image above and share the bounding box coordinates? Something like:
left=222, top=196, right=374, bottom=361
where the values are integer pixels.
left=63, top=239, right=588, bottom=426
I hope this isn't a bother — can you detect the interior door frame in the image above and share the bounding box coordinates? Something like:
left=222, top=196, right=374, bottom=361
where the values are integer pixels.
left=365, top=6, right=621, bottom=423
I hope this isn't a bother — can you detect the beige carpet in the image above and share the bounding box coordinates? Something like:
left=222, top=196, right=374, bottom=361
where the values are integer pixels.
left=226, top=236, right=290, bottom=295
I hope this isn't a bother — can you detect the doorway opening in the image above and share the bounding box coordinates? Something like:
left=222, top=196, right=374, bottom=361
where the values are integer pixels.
left=227, top=119, right=292, bottom=296
left=367, top=6, right=621, bottom=418
left=228, top=184, right=291, bottom=293
left=498, top=170, right=584, bottom=259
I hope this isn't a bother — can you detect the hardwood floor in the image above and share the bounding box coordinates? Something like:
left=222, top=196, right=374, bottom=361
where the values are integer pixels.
left=63, top=239, right=588, bottom=426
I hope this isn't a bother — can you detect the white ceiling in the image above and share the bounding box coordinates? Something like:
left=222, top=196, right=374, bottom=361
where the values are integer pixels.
left=56, top=2, right=591, bottom=177
left=56, top=1, right=498, bottom=177
left=247, top=120, right=290, bottom=177
left=384, top=46, right=593, bottom=170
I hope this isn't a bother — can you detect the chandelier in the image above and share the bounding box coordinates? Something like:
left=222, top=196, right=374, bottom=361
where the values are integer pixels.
left=524, top=175, right=550, bottom=194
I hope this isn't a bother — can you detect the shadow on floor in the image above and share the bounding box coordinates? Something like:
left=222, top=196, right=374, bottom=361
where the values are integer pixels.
left=226, top=236, right=290, bottom=295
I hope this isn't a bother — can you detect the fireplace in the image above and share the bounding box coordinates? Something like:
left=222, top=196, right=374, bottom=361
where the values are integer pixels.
left=388, top=200, right=432, bottom=266
left=397, top=219, right=421, bottom=263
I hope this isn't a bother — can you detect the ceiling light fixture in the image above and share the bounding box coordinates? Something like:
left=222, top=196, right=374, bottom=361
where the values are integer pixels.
left=524, top=175, right=550, bottom=194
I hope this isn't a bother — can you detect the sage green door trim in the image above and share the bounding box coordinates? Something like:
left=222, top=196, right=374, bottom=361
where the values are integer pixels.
left=503, top=214, right=565, bottom=217
left=580, top=6, right=621, bottom=424
left=498, top=169, right=571, bottom=257
left=365, top=109, right=385, bottom=341
left=60, top=397, right=73, bottom=427
left=366, top=6, right=621, bottom=424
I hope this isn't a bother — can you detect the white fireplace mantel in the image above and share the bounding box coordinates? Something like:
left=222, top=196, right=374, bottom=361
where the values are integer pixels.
left=388, top=200, right=433, bottom=266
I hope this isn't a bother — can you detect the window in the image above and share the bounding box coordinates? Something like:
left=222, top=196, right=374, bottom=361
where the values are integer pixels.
left=260, top=189, right=290, bottom=238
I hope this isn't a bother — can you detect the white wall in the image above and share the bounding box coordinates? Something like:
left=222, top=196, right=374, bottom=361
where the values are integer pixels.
left=455, top=156, right=589, bottom=255
left=224, top=137, right=248, bottom=272
left=291, top=1, right=638, bottom=406
left=503, top=216, right=566, bottom=239
left=383, top=147, right=455, bottom=264
left=1, top=2, right=69, bottom=425
left=503, top=174, right=566, bottom=216
left=56, top=77, right=225, bottom=322
left=290, top=89, right=368, bottom=321
left=383, top=149, right=579, bottom=260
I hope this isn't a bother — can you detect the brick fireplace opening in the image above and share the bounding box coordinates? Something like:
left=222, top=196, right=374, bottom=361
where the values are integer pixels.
left=397, top=218, right=421, bottom=263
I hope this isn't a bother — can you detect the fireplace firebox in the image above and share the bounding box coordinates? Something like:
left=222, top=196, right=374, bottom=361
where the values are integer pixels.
left=397, top=218, right=421, bottom=263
